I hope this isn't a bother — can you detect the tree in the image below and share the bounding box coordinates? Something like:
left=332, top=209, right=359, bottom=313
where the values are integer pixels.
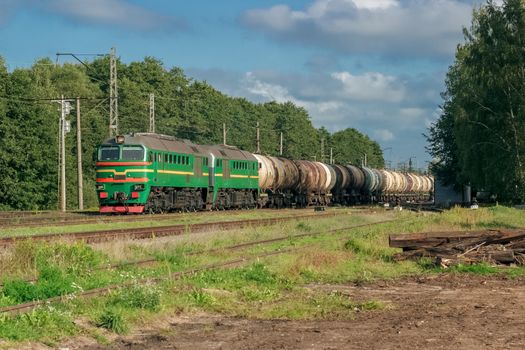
left=427, top=0, right=525, bottom=202
left=331, top=128, right=385, bottom=168
left=0, top=55, right=384, bottom=210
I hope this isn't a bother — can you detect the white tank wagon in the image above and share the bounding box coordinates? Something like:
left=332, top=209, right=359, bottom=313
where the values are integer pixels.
left=254, top=151, right=434, bottom=207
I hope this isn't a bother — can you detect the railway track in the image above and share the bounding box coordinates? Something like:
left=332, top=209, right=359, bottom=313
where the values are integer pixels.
left=0, top=212, right=341, bottom=247
left=0, top=219, right=394, bottom=315
left=0, top=208, right=341, bottom=228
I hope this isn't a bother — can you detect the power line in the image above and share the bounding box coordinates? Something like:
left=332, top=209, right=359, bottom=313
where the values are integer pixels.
left=0, top=96, right=105, bottom=102
left=56, top=52, right=108, bottom=85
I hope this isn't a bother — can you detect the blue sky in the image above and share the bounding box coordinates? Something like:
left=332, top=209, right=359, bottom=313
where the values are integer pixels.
left=0, top=0, right=486, bottom=168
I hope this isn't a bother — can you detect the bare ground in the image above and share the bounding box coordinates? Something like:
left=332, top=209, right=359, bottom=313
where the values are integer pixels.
left=65, top=274, right=525, bottom=350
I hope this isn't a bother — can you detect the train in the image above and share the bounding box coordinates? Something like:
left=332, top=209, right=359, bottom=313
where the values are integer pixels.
left=95, top=133, right=433, bottom=213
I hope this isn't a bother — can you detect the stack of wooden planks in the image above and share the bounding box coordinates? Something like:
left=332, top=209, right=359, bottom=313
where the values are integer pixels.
left=389, top=228, right=525, bottom=267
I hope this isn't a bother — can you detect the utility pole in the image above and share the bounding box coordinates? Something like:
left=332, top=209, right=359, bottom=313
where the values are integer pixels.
left=320, top=138, right=325, bottom=163
left=60, top=96, right=66, bottom=212
left=330, top=148, right=333, bottom=164
left=76, top=97, right=83, bottom=210
left=279, top=132, right=283, bottom=156
left=256, top=122, right=260, bottom=153
left=54, top=96, right=73, bottom=212
left=223, top=123, right=227, bottom=145
left=149, top=93, right=155, bottom=133
left=109, top=47, right=118, bottom=136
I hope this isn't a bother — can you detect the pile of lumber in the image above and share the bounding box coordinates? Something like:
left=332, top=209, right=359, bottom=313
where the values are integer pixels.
left=389, top=228, right=525, bottom=267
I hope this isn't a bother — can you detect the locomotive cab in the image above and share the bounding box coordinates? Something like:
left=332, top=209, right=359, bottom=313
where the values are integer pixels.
left=96, top=139, right=151, bottom=213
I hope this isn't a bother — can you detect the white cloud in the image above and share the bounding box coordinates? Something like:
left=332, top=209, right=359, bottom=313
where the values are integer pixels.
left=241, top=0, right=472, bottom=58
left=22, top=0, right=187, bottom=31
left=331, top=71, right=405, bottom=102
left=352, top=0, right=398, bottom=10
left=188, top=66, right=441, bottom=162
left=373, top=128, right=395, bottom=141
left=399, top=107, right=426, bottom=120
left=243, top=71, right=292, bottom=102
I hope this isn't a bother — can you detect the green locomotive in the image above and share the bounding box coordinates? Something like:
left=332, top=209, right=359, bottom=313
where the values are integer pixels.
left=96, top=133, right=259, bottom=213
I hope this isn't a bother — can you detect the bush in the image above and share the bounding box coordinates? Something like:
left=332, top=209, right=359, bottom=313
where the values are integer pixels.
left=97, top=308, right=128, bottom=334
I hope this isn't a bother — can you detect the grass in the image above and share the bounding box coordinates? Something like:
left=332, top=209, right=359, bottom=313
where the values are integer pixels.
left=2, top=206, right=525, bottom=345
left=0, top=207, right=344, bottom=238
left=97, top=308, right=128, bottom=334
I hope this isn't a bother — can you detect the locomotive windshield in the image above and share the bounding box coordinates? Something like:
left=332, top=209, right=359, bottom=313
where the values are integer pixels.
left=99, top=146, right=119, bottom=161
left=122, top=146, right=145, bottom=161
left=98, top=145, right=145, bottom=161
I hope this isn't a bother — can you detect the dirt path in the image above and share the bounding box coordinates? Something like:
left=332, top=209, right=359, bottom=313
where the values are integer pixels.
left=70, top=274, right=525, bottom=350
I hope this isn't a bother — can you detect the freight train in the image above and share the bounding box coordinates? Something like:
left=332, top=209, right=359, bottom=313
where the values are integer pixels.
left=95, top=133, right=433, bottom=213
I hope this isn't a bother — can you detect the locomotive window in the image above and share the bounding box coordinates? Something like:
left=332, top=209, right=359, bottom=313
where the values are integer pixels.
left=99, top=146, right=119, bottom=161
left=148, top=152, right=154, bottom=162
left=122, top=146, right=144, bottom=161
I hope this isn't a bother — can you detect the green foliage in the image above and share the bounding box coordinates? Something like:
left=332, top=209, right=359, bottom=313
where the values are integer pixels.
left=0, top=307, right=77, bottom=341
left=239, top=286, right=279, bottom=301
left=97, top=307, right=128, bottom=334
left=331, top=128, right=385, bottom=167
left=189, top=289, right=216, bottom=307
left=428, top=0, right=525, bottom=202
left=240, top=263, right=277, bottom=284
left=107, top=284, right=161, bottom=311
left=1, top=242, right=105, bottom=303
left=36, top=242, right=104, bottom=275
left=2, top=266, right=75, bottom=303
left=191, top=262, right=290, bottom=291
left=0, top=54, right=383, bottom=210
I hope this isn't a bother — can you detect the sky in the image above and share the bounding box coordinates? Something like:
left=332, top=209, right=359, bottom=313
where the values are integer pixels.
left=0, top=0, right=489, bottom=169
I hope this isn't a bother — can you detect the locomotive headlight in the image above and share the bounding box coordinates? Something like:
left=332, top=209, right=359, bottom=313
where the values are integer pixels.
left=96, top=184, right=105, bottom=190
left=134, top=184, right=144, bottom=191
left=115, top=135, right=125, bottom=144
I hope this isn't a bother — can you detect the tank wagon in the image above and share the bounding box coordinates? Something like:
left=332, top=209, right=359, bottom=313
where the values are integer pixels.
left=95, top=133, right=433, bottom=213
left=254, top=156, right=336, bottom=207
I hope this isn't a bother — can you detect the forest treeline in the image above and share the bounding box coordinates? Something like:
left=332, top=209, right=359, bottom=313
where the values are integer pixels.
left=0, top=56, right=383, bottom=210
left=427, top=0, right=525, bottom=203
